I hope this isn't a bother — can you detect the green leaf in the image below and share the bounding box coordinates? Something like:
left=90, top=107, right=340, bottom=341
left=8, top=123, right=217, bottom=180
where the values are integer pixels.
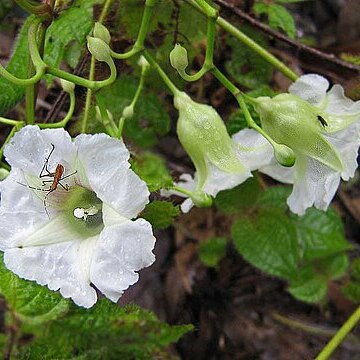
left=131, top=152, right=173, bottom=192
left=256, top=185, right=291, bottom=211
left=0, top=16, right=33, bottom=115
left=350, top=258, right=360, bottom=281
left=232, top=207, right=299, bottom=279
left=0, top=254, right=69, bottom=326
left=215, top=177, right=260, bottom=213
left=288, top=266, right=328, bottom=303
left=292, top=208, right=351, bottom=261
left=343, top=282, right=360, bottom=303
left=95, top=75, right=170, bottom=147
left=43, top=0, right=101, bottom=84
left=254, top=3, right=296, bottom=38
left=141, top=201, right=180, bottom=229
left=20, top=300, right=193, bottom=359
left=199, top=237, right=227, bottom=267
left=225, top=27, right=273, bottom=89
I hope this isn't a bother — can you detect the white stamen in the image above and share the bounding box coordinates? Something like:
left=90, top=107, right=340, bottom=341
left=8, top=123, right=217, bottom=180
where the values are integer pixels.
left=73, top=206, right=98, bottom=221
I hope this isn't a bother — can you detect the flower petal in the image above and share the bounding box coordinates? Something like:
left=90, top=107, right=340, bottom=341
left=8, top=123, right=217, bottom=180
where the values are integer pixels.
left=288, top=74, right=329, bottom=106
left=260, top=160, right=295, bottom=184
left=75, top=133, right=149, bottom=219
left=286, top=155, right=340, bottom=215
left=324, top=122, right=360, bottom=180
left=90, top=219, right=156, bottom=303
left=4, top=236, right=99, bottom=308
left=4, top=125, right=76, bottom=177
left=232, top=128, right=274, bottom=170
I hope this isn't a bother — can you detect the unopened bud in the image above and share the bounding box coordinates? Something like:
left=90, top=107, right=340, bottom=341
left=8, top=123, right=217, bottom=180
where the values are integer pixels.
left=95, top=106, right=113, bottom=123
left=87, top=36, right=111, bottom=63
left=190, top=192, right=213, bottom=208
left=274, top=143, right=296, bottom=167
left=60, top=78, right=75, bottom=93
left=93, top=22, right=111, bottom=44
left=169, top=44, right=188, bottom=71
left=137, top=55, right=150, bottom=69
left=122, top=105, right=134, bottom=119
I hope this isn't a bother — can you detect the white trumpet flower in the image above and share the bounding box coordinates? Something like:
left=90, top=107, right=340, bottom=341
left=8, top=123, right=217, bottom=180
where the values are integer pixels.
left=0, top=125, right=156, bottom=308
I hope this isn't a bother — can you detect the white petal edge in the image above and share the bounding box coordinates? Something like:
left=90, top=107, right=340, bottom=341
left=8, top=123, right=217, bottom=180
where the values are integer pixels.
left=4, top=125, right=76, bottom=177
left=75, top=133, right=149, bottom=219
left=4, top=236, right=99, bottom=308
left=288, top=74, right=329, bottom=106
left=90, top=219, right=156, bottom=303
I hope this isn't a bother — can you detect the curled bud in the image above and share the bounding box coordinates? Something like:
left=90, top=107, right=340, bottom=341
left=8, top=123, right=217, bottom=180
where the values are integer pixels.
left=169, top=44, right=188, bottom=72
left=273, top=143, right=296, bottom=167
left=87, top=36, right=111, bottom=63
left=93, top=22, right=111, bottom=45
left=60, top=78, right=75, bottom=93
left=190, top=192, right=213, bottom=208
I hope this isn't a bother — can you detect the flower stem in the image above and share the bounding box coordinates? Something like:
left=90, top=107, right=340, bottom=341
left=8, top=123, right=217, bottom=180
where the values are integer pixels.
left=315, top=305, right=360, bottom=360
left=37, top=90, right=75, bottom=129
left=143, top=51, right=181, bottom=96
left=82, top=0, right=114, bottom=133
left=111, top=0, right=157, bottom=60
left=177, top=15, right=216, bottom=82
left=185, top=0, right=298, bottom=81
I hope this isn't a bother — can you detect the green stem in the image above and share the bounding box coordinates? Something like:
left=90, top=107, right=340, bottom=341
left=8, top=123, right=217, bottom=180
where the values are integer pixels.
left=0, top=117, right=22, bottom=126
left=186, top=0, right=298, bottom=81
left=82, top=0, right=113, bottom=133
left=25, top=18, right=46, bottom=124
left=177, top=16, right=216, bottom=82
left=172, top=185, right=194, bottom=198
left=315, top=305, right=360, bottom=360
left=143, top=51, right=181, bottom=96
left=117, top=64, right=148, bottom=138
left=211, top=66, right=283, bottom=148
left=111, top=0, right=156, bottom=60
left=47, top=58, right=116, bottom=90
left=15, top=0, right=52, bottom=18
left=37, top=90, right=75, bottom=129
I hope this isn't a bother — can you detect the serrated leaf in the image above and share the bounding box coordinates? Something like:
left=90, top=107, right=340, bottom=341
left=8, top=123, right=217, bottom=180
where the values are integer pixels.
left=0, top=254, right=69, bottom=326
left=20, top=300, right=193, bottom=359
left=225, top=27, right=273, bottom=89
left=141, top=201, right=180, bottom=229
left=199, top=237, right=227, bottom=267
left=288, top=266, right=328, bottom=303
left=215, top=177, right=260, bottom=213
left=292, top=208, right=350, bottom=261
left=131, top=152, right=172, bottom=192
left=232, top=207, right=299, bottom=279
left=254, top=3, right=296, bottom=38
left=95, top=75, right=170, bottom=147
left=0, top=16, right=33, bottom=115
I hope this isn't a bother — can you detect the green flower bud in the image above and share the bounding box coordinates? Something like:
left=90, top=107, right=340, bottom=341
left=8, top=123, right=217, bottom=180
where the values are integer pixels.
left=122, top=105, right=134, bottom=119
left=190, top=192, right=213, bottom=208
left=169, top=44, right=188, bottom=72
left=137, top=55, right=150, bottom=69
left=93, top=22, right=111, bottom=45
left=60, top=78, right=75, bottom=93
left=273, top=143, right=295, bottom=167
left=174, top=92, right=247, bottom=190
left=87, top=36, right=111, bottom=63
left=254, top=94, right=343, bottom=172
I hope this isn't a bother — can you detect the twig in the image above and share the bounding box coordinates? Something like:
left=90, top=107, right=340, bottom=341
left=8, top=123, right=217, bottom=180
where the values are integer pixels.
left=214, top=0, right=360, bottom=73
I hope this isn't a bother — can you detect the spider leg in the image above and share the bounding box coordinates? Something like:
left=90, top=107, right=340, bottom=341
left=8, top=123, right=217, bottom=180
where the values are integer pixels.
left=58, top=182, right=70, bottom=191
left=60, top=170, right=77, bottom=181
left=40, top=144, right=55, bottom=178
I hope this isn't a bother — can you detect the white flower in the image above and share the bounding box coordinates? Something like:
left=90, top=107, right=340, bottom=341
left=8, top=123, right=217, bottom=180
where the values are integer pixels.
left=0, top=125, right=156, bottom=308
left=235, top=74, right=360, bottom=215
left=163, top=92, right=272, bottom=212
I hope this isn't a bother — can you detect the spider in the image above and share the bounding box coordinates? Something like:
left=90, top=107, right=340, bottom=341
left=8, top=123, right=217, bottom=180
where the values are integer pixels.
left=18, top=144, right=77, bottom=218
